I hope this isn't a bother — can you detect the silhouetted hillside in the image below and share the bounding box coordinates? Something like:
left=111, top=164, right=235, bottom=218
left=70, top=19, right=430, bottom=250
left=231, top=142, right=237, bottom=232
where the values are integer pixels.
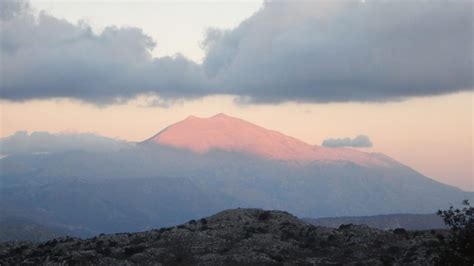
left=0, top=209, right=451, bottom=265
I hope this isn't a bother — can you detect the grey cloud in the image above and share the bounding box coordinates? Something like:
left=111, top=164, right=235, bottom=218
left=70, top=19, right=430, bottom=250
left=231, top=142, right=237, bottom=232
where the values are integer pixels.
left=0, top=0, right=28, bottom=20
left=207, top=0, right=473, bottom=103
left=0, top=2, right=211, bottom=104
left=322, top=135, right=373, bottom=148
left=0, top=0, right=472, bottom=104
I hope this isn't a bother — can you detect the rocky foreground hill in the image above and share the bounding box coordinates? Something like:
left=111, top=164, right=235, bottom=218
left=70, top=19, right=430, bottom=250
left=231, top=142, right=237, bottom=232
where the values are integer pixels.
left=0, top=209, right=449, bottom=265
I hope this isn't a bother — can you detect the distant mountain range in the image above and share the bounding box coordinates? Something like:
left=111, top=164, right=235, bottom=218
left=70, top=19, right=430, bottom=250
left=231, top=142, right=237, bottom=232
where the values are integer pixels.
left=0, top=114, right=471, bottom=237
left=304, top=213, right=446, bottom=230
left=0, top=216, right=64, bottom=243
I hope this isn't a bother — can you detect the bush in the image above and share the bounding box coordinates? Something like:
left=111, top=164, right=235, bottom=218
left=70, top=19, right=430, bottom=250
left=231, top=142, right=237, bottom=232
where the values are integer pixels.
left=338, top=224, right=353, bottom=230
left=258, top=211, right=271, bottom=221
left=393, top=228, right=407, bottom=235
left=123, top=245, right=146, bottom=256
left=436, top=199, right=474, bottom=265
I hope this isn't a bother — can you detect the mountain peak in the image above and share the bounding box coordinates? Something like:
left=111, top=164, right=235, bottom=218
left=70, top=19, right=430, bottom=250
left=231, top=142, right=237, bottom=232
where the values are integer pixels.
left=145, top=114, right=389, bottom=166
left=185, top=115, right=198, bottom=120
left=211, top=113, right=230, bottom=119
left=183, top=113, right=234, bottom=121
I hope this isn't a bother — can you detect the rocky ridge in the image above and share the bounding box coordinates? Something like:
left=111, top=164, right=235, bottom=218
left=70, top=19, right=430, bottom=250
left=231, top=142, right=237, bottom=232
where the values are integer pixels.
left=0, top=208, right=448, bottom=265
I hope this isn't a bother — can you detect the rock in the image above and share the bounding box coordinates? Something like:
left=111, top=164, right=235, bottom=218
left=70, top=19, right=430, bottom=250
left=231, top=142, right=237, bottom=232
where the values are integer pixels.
left=0, top=208, right=447, bottom=265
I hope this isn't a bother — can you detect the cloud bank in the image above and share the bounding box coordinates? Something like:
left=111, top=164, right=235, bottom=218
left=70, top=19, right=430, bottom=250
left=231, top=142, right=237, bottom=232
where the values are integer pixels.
left=1, top=0, right=472, bottom=104
left=322, top=135, right=373, bottom=148
left=0, top=1, right=209, bottom=104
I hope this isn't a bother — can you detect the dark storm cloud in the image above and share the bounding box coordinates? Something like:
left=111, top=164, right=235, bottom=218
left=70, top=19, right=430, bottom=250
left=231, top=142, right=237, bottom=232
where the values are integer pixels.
left=322, top=135, right=373, bottom=148
left=0, top=0, right=472, bottom=104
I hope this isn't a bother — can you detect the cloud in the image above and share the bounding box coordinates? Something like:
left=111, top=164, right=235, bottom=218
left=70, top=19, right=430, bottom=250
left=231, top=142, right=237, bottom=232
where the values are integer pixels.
left=322, top=135, right=373, bottom=148
left=0, top=0, right=28, bottom=20
left=0, top=2, right=210, bottom=104
left=0, top=0, right=472, bottom=104
left=206, top=0, right=473, bottom=103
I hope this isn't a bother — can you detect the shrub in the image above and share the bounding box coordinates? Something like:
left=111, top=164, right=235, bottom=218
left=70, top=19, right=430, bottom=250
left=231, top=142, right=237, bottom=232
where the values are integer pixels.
left=393, top=228, right=407, bottom=235
left=258, top=211, right=271, bottom=221
left=123, top=245, right=146, bottom=256
left=436, top=199, right=474, bottom=265
left=338, top=224, right=353, bottom=230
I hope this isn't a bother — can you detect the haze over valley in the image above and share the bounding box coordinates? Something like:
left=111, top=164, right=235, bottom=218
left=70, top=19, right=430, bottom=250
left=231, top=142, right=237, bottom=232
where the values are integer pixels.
left=1, top=114, right=471, bottom=238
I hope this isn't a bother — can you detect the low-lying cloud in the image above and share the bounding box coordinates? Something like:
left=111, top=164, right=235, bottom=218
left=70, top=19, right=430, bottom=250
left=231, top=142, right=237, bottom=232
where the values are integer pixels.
left=322, top=135, right=373, bottom=148
left=1, top=0, right=472, bottom=104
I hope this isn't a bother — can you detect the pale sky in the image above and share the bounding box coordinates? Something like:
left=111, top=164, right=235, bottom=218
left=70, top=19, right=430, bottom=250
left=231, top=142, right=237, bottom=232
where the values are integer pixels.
left=1, top=0, right=473, bottom=191
left=29, top=0, right=263, bottom=62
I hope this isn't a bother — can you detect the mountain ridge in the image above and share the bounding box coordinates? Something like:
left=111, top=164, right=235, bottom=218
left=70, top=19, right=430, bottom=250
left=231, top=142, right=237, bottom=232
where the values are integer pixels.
left=144, top=113, right=390, bottom=167
left=304, top=213, right=447, bottom=230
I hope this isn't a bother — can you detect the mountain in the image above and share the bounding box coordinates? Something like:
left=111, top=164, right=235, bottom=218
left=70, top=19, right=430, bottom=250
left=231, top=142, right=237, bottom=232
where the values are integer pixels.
left=0, top=114, right=472, bottom=237
left=0, top=217, right=65, bottom=243
left=144, top=113, right=388, bottom=166
left=0, top=208, right=449, bottom=265
left=0, top=131, right=129, bottom=155
left=304, top=213, right=447, bottom=230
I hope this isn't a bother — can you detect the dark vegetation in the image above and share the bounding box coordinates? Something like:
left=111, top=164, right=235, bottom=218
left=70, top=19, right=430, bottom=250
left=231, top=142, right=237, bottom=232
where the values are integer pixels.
left=436, top=200, right=474, bottom=265
left=0, top=208, right=457, bottom=265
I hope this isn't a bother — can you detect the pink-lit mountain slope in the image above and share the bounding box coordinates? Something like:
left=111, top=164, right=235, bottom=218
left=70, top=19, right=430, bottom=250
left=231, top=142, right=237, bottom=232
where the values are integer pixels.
left=144, top=113, right=391, bottom=167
